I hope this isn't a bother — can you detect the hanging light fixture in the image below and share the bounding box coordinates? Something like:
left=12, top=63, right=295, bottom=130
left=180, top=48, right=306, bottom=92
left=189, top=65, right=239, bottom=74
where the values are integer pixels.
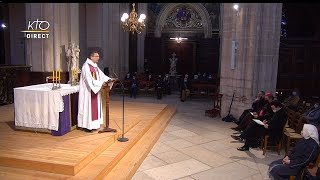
left=170, top=37, right=188, bottom=43
left=121, top=3, right=146, bottom=34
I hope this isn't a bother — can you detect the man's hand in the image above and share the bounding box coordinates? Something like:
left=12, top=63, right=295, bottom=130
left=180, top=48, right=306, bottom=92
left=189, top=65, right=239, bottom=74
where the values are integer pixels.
left=102, top=82, right=108, bottom=87
left=282, top=156, right=290, bottom=165
left=106, top=78, right=117, bottom=83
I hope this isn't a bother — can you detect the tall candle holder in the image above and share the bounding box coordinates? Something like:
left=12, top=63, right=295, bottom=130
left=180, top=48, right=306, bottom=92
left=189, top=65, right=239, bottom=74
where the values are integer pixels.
left=52, top=70, right=61, bottom=90
left=71, top=68, right=78, bottom=86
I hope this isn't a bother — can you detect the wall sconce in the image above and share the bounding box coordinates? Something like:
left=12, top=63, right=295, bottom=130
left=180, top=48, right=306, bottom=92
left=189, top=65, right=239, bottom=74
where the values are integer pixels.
left=233, top=4, right=240, bottom=16
left=170, top=37, right=188, bottom=43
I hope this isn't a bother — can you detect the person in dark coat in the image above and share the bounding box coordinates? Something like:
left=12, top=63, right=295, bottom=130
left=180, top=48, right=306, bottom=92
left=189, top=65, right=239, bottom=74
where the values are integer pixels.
left=155, top=75, right=163, bottom=99
left=232, top=92, right=274, bottom=132
left=129, top=76, right=138, bottom=98
left=163, top=74, right=171, bottom=95
left=268, top=124, right=320, bottom=180
left=304, top=102, right=320, bottom=127
left=180, top=74, right=191, bottom=102
left=233, top=91, right=266, bottom=126
left=234, top=100, right=287, bottom=151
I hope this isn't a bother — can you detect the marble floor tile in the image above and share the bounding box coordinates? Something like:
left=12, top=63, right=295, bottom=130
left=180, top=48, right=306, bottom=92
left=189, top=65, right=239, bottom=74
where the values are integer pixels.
left=163, top=139, right=195, bottom=150
left=143, top=159, right=211, bottom=180
left=131, top=171, right=154, bottom=180
left=168, top=129, right=198, bottom=138
left=179, top=145, right=234, bottom=168
left=240, top=173, right=264, bottom=180
left=150, top=142, right=175, bottom=155
left=199, top=140, right=233, bottom=153
left=191, top=162, right=259, bottom=180
left=176, top=177, right=195, bottom=180
left=200, top=131, right=229, bottom=141
left=153, top=150, right=191, bottom=164
left=184, top=135, right=213, bottom=145
left=137, top=155, right=167, bottom=171
left=157, top=132, right=180, bottom=143
left=164, top=124, right=183, bottom=132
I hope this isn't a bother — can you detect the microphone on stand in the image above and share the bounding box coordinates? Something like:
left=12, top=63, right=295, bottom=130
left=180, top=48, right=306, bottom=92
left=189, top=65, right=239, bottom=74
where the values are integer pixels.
left=113, top=71, right=128, bottom=142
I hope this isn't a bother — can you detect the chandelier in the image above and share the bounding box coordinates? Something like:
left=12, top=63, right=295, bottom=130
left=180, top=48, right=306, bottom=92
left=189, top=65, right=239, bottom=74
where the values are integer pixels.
left=121, top=3, right=146, bottom=34
left=170, top=37, right=188, bottom=43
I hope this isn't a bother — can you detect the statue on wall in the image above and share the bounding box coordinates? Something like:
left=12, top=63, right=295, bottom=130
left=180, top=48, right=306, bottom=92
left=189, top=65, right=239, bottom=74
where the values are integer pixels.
left=169, top=52, right=178, bottom=76
left=66, top=42, right=80, bottom=84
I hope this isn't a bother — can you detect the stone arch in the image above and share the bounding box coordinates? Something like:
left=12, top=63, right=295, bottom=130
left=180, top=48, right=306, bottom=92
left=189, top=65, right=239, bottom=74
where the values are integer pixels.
left=155, top=3, right=212, bottom=38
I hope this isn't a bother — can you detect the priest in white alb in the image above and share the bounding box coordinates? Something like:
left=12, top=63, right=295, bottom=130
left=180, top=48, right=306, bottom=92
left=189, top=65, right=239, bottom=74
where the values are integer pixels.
left=77, top=51, right=117, bottom=133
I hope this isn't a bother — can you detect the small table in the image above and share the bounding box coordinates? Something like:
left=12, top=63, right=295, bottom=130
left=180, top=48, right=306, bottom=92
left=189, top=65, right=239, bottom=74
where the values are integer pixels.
left=14, top=83, right=79, bottom=136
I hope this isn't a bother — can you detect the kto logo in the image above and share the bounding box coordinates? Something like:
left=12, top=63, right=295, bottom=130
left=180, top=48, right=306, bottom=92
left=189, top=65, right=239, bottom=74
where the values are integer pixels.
left=21, top=19, right=50, bottom=39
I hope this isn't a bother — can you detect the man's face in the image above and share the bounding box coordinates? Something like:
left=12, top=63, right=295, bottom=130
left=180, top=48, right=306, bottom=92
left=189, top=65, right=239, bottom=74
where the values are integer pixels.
left=271, top=105, right=280, bottom=112
left=90, top=53, right=100, bottom=63
left=257, top=92, right=264, bottom=98
left=265, top=95, right=272, bottom=102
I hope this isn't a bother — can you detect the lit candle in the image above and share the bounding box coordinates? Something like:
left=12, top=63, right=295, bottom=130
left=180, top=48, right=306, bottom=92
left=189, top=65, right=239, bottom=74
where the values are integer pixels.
left=54, top=70, right=56, bottom=84
left=58, top=70, right=61, bottom=82
left=52, top=70, right=54, bottom=84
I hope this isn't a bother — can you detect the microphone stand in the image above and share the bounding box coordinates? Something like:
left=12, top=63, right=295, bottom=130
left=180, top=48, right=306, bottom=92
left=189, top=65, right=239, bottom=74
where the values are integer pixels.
left=114, top=72, right=128, bottom=142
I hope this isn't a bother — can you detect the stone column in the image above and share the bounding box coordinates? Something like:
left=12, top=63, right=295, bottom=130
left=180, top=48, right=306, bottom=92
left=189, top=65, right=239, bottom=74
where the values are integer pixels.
left=219, top=3, right=282, bottom=118
left=25, top=3, right=79, bottom=72
left=137, top=3, right=147, bottom=73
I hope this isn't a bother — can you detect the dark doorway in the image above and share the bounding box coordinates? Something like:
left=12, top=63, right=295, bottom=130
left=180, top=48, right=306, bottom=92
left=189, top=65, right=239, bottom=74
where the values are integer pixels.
left=164, top=42, right=196, bottom=75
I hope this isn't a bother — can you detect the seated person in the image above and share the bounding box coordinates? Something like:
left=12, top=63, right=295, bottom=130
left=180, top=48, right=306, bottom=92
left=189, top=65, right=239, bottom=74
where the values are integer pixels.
left=282, top=88, right=300, bottom=110
left=233, top=91, right=266, bottom=126
left=200, top=72, right=207, bottom=81
left=207, top=74, right=214, bottom=83
left=147, top=74, right=153, bottom=82
left=304, top=102, right=320, bottom=127
left=232, top=92, right=273, bottom=131
left=268, top=124, right=319, bottom=180
left=192, top=74, right=200, bottom=84
left=124, top=72, right=131, bottom=80
left=233, top=100, right=287, bottom=151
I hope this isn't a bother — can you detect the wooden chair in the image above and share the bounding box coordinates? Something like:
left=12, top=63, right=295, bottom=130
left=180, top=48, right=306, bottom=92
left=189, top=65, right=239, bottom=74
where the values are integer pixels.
left=284, top=108, right=296, bottom=133
left=205, top=94, right=223, bottom=118
left=283, top=112, right=304, bottom=154
left=260, top=125, right=286, bottom=155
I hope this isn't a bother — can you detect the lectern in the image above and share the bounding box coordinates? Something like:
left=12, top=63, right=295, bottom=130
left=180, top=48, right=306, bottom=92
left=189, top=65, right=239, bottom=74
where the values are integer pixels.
left=99, top=84, right=117, bottom=133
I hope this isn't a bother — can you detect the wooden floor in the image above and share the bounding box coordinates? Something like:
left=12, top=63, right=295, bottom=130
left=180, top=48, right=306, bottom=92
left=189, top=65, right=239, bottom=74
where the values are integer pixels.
left=0, top=101, right=176, bottom=179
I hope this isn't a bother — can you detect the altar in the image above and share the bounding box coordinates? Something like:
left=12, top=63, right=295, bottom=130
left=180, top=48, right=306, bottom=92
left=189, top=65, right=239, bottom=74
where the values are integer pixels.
left=13, top=83, right=79, bottom=136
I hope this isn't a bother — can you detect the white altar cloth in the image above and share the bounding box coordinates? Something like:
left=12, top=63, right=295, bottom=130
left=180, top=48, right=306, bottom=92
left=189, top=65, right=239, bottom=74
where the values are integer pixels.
left=14, top=83, right=79, bottom=131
